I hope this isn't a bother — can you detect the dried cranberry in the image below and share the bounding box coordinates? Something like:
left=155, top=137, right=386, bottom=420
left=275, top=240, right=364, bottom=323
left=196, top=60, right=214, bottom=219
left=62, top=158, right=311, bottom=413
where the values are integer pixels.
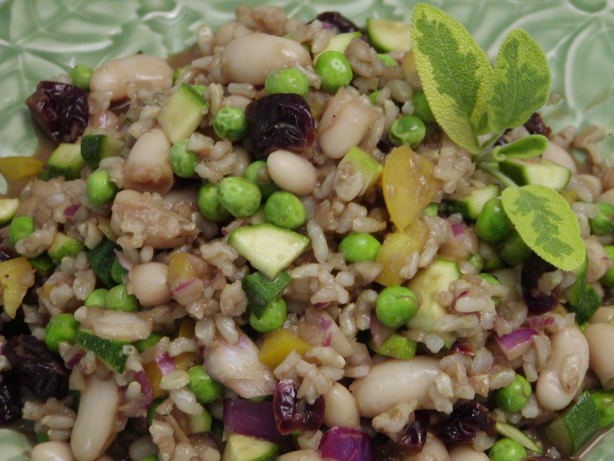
left=521, top=254, right=559, bottom=315
left=524, top=112, right=551, bottom=137
left=4, top=335, right=69, bottom=400
left=245, top=94, right=315, bottom=158
left=0, top=246, right=16, bottom=262
left=377, top=138, right=395, bottom=154
left=315, top=12, right=362, bottom=33
left=438, top=401, right=495, bottom=444
left=26, top=81, right=88, bottom=143
left=0, top=372, right=22, bottom=425
left=0, top=310, right=30, bottom=339
left=398, top=410, right=429, bottom=455
left=273, top=379, right=325, bottom=434
left=450, top=340, right=474, bottom=356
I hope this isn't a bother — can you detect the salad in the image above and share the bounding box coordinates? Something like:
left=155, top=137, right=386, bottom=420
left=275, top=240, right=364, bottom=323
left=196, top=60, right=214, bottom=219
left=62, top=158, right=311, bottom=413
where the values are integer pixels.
left=0, top=4, right=613, bottom=461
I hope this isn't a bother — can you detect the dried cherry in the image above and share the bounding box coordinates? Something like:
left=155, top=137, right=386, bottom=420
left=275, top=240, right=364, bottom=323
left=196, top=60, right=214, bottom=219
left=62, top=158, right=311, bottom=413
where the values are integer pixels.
left=26, top=81, right=88, bottom=143
left=273, top=379, right=325, bottom=434
left=398, top=410, right=429, bottom=454
left=245, top=94, right=315, bottom=158
left=0, top=372, right=22, bottom=425
left=524, top=112, right=551, bottom=137
left=521, top=254, right=559, bottom=314
left=438, top=401, right=495, bottom=444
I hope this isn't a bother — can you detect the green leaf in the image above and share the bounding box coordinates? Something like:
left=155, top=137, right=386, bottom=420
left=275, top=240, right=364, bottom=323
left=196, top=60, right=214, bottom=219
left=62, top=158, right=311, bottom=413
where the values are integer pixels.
left=501, top=185, right=584, bottom=271
left=411, top=3, right=492, bottom=154
left=492, top=134, right=548, bottom=160
left=488, top=29, right=550, bottom=134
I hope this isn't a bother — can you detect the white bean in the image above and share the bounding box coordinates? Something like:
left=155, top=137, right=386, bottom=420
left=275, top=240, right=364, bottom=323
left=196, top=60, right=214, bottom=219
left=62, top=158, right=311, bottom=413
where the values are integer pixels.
left=277, top=449, right=322, bottom=461
left=402, top=433, right=449, bottom=461
left=71, top=375, right=120, bottom=461
left=31, top=441, right=75, bottom=461
left=323, top=382, right=360, bottom=428
left=542, top=141, right=577, bottom=174
left=88, top=308, right=153, bottom=341
left=536, top=326, right=589, bottom=411
left=90, top=55, right=173, bottom=101
left=598, top=188, right=614, bottom=206
left=590, top=306, right=614, bottom=324
left=585, top=323, right=614, bottom=389
left=318, top=89, right=379, bottom=159
left=449, top=446, right=489, bottom=461
left=124, top=128, right=173, bottom=194
left=221, top=33, right=311, bottom=85
left=349, top=357, right=440, bottom=417
left=585, top=236, right=610, bottom=283
left=128, top=262, right=171, bottom=307
left=267, top=150, right=317, bottom=196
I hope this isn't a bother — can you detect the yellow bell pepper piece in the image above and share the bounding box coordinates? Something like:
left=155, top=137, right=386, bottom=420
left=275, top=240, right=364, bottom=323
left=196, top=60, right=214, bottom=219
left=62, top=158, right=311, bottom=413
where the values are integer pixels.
left=143, top=361, right=167, bottom=399
left=258, top=329, right=310, bottom=369
left=0, top=157, right=43, bottom=182
left=382, top=145, right=440, bottom=231
left=375, top=219, right=429, bottom=286
left=0, top=257, right=35, bottom=318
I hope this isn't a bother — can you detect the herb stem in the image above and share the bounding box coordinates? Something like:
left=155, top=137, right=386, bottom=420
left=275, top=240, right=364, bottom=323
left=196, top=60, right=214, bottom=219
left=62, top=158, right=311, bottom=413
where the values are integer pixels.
left=479, top=163, right=516, bottom=187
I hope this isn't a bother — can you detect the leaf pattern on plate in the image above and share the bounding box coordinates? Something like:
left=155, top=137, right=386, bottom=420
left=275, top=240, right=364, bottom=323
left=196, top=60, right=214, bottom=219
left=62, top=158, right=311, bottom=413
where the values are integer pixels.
left=0, top=0, right=612, bottom=453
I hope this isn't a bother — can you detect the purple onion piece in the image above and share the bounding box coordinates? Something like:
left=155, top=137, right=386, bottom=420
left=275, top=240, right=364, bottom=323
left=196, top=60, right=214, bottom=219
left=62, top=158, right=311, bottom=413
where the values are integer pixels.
left=319, top=426, right=373, bottom=461
left=223, top=398, right=281, bottom=442
left=273, top=379, right=325, bottom=434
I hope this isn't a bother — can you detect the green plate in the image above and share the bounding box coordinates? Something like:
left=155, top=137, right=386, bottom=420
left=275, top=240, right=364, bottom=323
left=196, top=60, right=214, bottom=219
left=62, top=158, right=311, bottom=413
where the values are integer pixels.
left=0, top=0, right=612, bottom=459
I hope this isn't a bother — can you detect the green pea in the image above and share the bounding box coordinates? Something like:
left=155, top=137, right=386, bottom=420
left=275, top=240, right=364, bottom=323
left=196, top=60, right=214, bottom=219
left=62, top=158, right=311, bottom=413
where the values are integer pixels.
left=314, top=50, right=353, bottom=93
left=135, top=332, right=163, bottom=353
left=494, top=374, right=531, bottom=412
left=218, top=176, right=261, bottom=218
left=169, top=140, right=198, bottom=178
left=111, top=258, right=128, bottom=284
left=590, top=390, right=614, bottom=428
left=44, top=313, right=79, bottom=351
left=589, top=202, right=614, bottom=236
left=86, top=169, right=118, bottom=206
left=412, top=89, right=434, bottom=123
left=84, top=288, right=109, bottom=307
left=600, top=246, right=614, bottom=288
left=105, top=285, right=139, bottom=312
left=388, top=115, right=426, bottom=148
left=369, top=90, right=381, bottom=106
left=475, top=198, right=512, bottom=243
left=244, top=161, right=278, bottom=199
left=376, top=54, right=397, bottom=67
left=188, top=366, right=223, bottom=404
left=375, top=286, right=418, bottom=329
left=249, top=298, right=287, bottom=333
left=9, top=216, right=34, bottom=246
left=197, top=183, right=230, bottom=222
left=498, top=230, right=531, bottom=266
left=69, top=65, right=93, bottom=90
left=212, top=107, right=248, bottom=142
left=338, top=232, right=381, bottom=263
left=263, top=191, right=306, bottom=230
left=265, top=68, right=310, bottom=97
left=488, top=438, right=526, bottom=461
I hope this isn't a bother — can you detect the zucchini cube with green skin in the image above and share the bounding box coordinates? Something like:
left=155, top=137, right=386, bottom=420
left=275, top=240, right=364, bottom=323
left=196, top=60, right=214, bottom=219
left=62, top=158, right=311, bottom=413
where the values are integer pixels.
left=0, top=198, right=20, bottom=226
left=75, top=329, right=129, bottom=373
left=48, top=232, right=84, bottom=263
left=442, top=184, right=499, bottom=221
left=314, top=31, right=361, bottom=60
left=407, top=258, right=460, bottom=330
left=158, top=84, right=208, bottom=143
left=366, top=18, right=411, bottom=52
left=47, top=143, right=84, bottom=180
left=499, top=157, right=571, bottom=191
left=222, top=433, right=278, bottom=461
left=80, top=133, right=124, bottom=168
left=242, top=271, right=291, bottom=318
left=228, top=224, right=310, bottom=279
left=371, top=333, right=417, bottom=360
left=337, top=147, right=383, bottom=196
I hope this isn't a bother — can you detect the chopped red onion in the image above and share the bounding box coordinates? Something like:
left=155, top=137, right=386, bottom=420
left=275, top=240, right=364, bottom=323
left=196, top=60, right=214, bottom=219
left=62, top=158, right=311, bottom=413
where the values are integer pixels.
left=63, top=204, right=80, bottom=217
left=319, top=426, right=373, bottom=461
left=173, top=279, right=196, bottom=296
left=223, top=399, right=281, bottom=442
left=451, top=222, right=465, bottom=237
left=495, top=328, right=538, bottom=360
left=154, top=352, right=176, bottom=375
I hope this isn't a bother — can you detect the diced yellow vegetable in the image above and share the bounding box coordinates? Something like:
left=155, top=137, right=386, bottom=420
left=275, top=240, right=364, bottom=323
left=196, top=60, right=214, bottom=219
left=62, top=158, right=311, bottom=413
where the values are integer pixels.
left=175, top=318, right=197, bottom=370
left=258, top=329, right=310, bottom=369
left=143, top=361, right=167, bottom=399
left=178, top=317, right=195, bottom=338
left=0, top=157, right=43, bottom=181
left=375, top=219, right=429, bottom=286
left=0, top=257, right=35, bottom=318
left=382, top=145, right=440, bottom=231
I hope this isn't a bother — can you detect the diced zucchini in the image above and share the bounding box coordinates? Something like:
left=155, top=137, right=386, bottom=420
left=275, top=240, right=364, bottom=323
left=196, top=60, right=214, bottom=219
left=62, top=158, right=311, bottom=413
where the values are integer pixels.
left=315, top=31, right=361, bottom=59
left=158, top=84, right=208, bottom=143
left=371, top=333, right=417, bottom=360
left=407, top=259, right=460, bottom=330
left=565, top=258, right=600, bottom=323
left=8, top=215, right=34, bottom=246
left=545, top=391, right=600, bottom=456
left=80, top=133, right=124, bottom=168
left=87, top=238, right=117, bottom=287
left=228, top=224, right=310, bottom=279
left=47, top=143, right=84, bottom=180
left=75, top=329, right=129, bottom=373
left=495, top=422, right=541, bottom=454
left=188, top=408, right=212, bottom=434
left=48, top=232, right=84, bottom=263
left=222, top=433, right=278, bottom=461
left=29, top=254, right=55, bottom=277
left=337, top=147, right=383, bottom=196
left=442, top=184, right=499, bottom=220
left=243, top=271, right=291, bottom=318
left=366, top=18, right=411, bottom=52
left=500, top=158, right=571, bottom=191
left=0, top=198, right=20, bottom=226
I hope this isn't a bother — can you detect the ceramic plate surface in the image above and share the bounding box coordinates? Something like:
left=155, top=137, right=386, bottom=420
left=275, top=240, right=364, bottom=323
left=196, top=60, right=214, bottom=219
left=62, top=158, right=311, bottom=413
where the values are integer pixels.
left=0, top=0, right=613, bottom=459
